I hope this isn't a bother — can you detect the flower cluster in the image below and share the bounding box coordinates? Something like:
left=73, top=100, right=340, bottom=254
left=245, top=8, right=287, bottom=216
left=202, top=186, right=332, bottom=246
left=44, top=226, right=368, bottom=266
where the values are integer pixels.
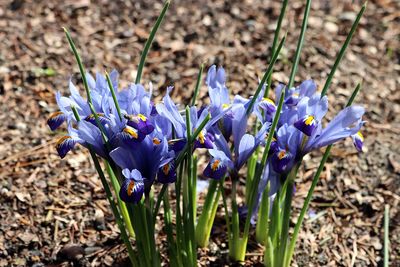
left=256, top=80, right=365, bottom=203
left=48, top=66, right=365, bottom=206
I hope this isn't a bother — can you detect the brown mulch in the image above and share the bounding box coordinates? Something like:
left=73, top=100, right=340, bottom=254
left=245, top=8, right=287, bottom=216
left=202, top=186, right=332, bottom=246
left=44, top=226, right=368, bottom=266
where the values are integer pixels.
left=0, top=0, right=399, bottom=266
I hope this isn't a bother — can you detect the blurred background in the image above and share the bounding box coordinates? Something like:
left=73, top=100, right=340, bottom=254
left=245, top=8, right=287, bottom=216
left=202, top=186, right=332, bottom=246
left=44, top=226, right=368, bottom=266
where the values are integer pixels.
left=0, top=0, right=399, bottom=266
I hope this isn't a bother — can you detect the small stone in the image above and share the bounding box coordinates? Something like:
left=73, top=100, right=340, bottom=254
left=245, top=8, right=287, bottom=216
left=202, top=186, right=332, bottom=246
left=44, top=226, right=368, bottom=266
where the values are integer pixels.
left=57, top=245, right=85, bottom=262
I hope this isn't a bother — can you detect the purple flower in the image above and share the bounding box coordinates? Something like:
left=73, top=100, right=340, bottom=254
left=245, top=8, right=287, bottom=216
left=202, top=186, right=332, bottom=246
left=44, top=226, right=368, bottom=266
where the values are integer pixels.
left=305, top=106, right=365, bottom=151
left=119, top=169, right=145, bottom=204
left=47, top=111, right=67, bottom=131
left=157, top=154, right=177, bottom=184
left=293, top=94, right=328, bottom=136
left=55, top=124, right=82, bottom=158
left=110, top=131, right=170, bottom=191
left=203, top=149, right=233, bottom=180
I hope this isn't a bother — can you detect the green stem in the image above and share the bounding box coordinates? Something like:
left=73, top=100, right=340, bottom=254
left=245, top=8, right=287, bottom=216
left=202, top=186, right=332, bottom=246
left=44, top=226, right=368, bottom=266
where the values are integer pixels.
left=287, top=0, right=312, bottom=89
left=256, top=182, right=271, bottom=244
left=153, top=184, right=168, bottom=222
left=191, top=64, right=204, bottom=106
left=105, top=71, right=122, bottom=121
left=63, top=28, right=91, bottom=104
left=246, top=36, right=286, bottom=115
left=265, top=0, right=289, bottom=97
left=265, top=237, right=275, bottom=267
left=196, top=179, right=221, bottom=247
left=278, top=178, right=295, bottom=266
left=105, top=162, right=135, bottom=237
left=320, top=3, right=367, bottom=97
left=135, top=0, right=170, bottom=84
left=245, top=153, right=257, bottom=205
left=163, top=188, right=180, bottom=266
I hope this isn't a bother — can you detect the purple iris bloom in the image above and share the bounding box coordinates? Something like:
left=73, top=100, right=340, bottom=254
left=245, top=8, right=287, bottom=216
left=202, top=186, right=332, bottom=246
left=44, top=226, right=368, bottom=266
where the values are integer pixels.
left=304, top=106, right=365, bottom=152
left=156, top=86, right=186, bottom=139
left=203, top=149, right=234, bottom=180
left=269, top=124, right=300, bottom=173
left=293, top=94, right=328, bottom=136
left=156, top=86, right=231, bottom=151
left=209, top=104, right=270, bottom=176
left=110, top=131, right=170, bottom=192
left=276, top=80, right=317, bottom=107
left=157, top=155, right=177, bottom=184
left=206, top=65, right=234, bottom=138
left=119, top=169, right=145, bottom=204
left=55, top=124, right=83, bottom=158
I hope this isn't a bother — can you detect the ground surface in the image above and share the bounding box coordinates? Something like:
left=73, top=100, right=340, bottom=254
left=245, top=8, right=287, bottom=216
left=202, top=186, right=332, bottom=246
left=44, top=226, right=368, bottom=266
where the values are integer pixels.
left=0, top=0, right=399, bottom=266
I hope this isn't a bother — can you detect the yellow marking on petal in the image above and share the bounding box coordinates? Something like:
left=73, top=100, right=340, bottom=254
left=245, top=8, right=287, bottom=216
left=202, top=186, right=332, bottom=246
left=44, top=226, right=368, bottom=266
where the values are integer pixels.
left=265, top=133, right=276, bottom=142
left=153, top=138, right=161, bottom=145
left=56, top=136, right=71, bottom=148
left=127, top=181, right=135, bottom=196
left=86, top=113, right=105, bottom=120
left=304, top=115, right=315, bottom=126
left=162, top=164, right=170, bottom=175
left=222, top=103, right=230, bottom=109
left=262, top=98, right=275, bottom=105
left=211, top=160, right=220, bottom=171
left=278, top=150, right=286, bottom=160
left=138, top=114, right=147, bottom=122
left=198, top=131, right=205, bottom=144
left=357, top=131, right=364, bottom=141
left=123, top=127, right=138, bottom=139
left=48, top=111, right=63, bottom=120
left=293, top=93, right=299, bottom=97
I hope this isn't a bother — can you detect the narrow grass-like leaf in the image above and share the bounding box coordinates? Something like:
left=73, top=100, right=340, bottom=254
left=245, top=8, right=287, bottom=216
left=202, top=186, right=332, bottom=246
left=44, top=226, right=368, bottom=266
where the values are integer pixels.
left=265, top=0, right=289, bottom=98
left=135, top=0, right=170, bottom=84
left=105, top=71, right=123, bottom=121
left=153, top=184, right=168, bottom=220
left=191, top=63, right=204, bottom=106
left=287, top=0, right=312, bottom=89
left=63, top=28, right=92, bottom=104
left=246, top=36, right=286, bottom=116
left=321, top=3, right=367, bottom=97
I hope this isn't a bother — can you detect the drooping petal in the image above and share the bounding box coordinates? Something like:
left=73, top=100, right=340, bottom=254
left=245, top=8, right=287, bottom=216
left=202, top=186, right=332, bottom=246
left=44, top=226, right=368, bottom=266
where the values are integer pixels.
left=55, top=136, right=77, bottom=158
left=271, top=149, right=293, bottom=173
left=118, top=127, right=146, bottom=148
left=157, top=161, right=177, bottom=184
left=47, top=111, right=67, bottom=131
left=203, top=159, right=227, bottom=180
left=194, top=130, right=214, bottom=149
left=119, top=178, right=144, bottom=203
left=294, top=115, right=318, bottom=136
left=351, top=131, right=364, bottom=152
left=126, top=114, right=155, bottom=135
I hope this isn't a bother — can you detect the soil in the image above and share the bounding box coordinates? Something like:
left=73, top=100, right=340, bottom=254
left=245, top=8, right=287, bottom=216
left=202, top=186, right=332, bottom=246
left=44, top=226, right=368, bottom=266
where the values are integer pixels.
left=0, top=0, right=399, bottom=266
